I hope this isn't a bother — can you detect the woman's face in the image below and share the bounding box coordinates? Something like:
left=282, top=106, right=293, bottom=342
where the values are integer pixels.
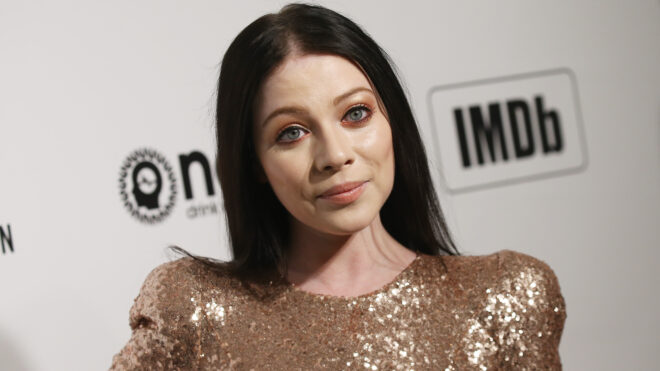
left=253, top=54, right=395, bottom=235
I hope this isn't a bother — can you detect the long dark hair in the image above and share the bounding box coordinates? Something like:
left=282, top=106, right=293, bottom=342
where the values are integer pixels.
left=175, top=3, right=458, bottom=276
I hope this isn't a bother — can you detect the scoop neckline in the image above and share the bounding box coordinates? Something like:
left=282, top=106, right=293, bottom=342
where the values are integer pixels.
left=284, top=252, right=423, bottom=301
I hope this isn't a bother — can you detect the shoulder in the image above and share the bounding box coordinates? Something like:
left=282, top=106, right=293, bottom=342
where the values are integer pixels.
left=129, top=257, right=236, bottom=328
left=139, top=257, right=199, bottom=290
left=138, top=256, right=232, bottom=289
left=494, top=249, right=566, bottom=319
left=495, top=249, right=556, bottom=273
left=134, top=257, right=220, bottom=302
left=437, top=249, right=566, bottom=332
left=438, top=249, right=561, bottom=289
left=434, top=250, right=500, bottom=285
left=436, top=250, right=566, bottom=367
left=492, top=249, right=564, bottom=302
left=112, top=258, right=239, bottom=369
left=471, top=250, right=567, bottom=367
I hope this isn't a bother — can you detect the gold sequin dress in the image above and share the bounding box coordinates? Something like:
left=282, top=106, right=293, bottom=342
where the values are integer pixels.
left=110, top=250, right=566, bottom=370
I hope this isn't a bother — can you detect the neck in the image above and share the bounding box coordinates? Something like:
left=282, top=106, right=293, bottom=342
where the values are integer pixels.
left=285, top=214, right=417, bottom=297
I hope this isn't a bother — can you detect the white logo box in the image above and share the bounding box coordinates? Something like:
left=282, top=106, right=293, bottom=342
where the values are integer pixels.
left=427, top=69, right=587, bottom=193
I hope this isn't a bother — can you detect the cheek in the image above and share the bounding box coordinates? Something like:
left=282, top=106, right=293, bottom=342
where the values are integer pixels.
left=260, top=151, right=310, bottom=201
left=358, top=119, right=395, bottom=176
left=350, top=117, right=395, bottom=208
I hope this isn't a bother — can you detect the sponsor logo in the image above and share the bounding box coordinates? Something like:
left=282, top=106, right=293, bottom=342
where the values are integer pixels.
left=119, top=148, right=177, bottom=224
left=428, top=69, right=587, bottom=192
left=0, top=223, right=13, bottom=255
left=118, top=148, right=220, bottom=224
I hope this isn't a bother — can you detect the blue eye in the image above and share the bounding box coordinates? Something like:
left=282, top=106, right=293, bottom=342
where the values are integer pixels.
left=276, top=126, right=307, bottom=143
left=343, top=105, right=371, bottom=123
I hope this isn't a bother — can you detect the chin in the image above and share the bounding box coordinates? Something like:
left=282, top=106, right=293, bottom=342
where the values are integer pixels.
left=316, top=207, right=380, bottom=235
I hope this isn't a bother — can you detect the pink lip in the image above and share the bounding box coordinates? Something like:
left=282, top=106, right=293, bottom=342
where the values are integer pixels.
left=318, top=181, right=368, bottom=205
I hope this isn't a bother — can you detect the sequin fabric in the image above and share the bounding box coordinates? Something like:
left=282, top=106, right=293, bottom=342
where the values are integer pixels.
left=110, top=250, right=566, bottom=370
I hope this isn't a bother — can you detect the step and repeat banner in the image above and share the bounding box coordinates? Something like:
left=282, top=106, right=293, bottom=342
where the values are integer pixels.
left=1, top=1, right=659, bottom=370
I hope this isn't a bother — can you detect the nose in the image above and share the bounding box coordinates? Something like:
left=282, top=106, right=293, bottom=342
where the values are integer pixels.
left=313, top=124, right=354, bottom=172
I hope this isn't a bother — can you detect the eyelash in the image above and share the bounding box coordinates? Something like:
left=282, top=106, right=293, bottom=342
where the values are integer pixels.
left=275, top=104, right=374, bottom=144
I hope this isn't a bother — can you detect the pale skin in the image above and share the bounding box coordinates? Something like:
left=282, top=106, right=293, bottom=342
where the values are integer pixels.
left=252, top=53, right=417, bottom=298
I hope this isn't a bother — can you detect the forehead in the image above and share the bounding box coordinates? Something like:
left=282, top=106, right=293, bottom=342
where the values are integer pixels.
left=255, top=54, right=372, bottom=114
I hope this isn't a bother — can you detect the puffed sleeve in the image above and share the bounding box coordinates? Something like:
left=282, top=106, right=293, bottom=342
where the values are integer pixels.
left=494, top=250, right=567, bottom=370
left=110, top=258, right=201, bottom=370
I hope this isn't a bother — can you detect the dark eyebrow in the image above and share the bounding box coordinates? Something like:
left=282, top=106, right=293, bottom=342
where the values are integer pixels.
left=261, top=86, right=374, bottom=128
left=262, top=107, right=306, bottom=128
left=333, top=86, right=374, bottom=105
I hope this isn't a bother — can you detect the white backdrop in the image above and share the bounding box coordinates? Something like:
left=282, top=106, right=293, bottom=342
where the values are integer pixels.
left=1, top=1, right=659, bottom=370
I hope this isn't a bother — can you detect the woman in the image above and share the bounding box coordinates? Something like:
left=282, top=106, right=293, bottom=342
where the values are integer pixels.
left=111, top=4, right=566, bottom=370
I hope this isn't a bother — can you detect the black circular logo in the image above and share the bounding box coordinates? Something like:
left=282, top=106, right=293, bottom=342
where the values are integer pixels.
left=119, top=148, right=177, bottom=224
